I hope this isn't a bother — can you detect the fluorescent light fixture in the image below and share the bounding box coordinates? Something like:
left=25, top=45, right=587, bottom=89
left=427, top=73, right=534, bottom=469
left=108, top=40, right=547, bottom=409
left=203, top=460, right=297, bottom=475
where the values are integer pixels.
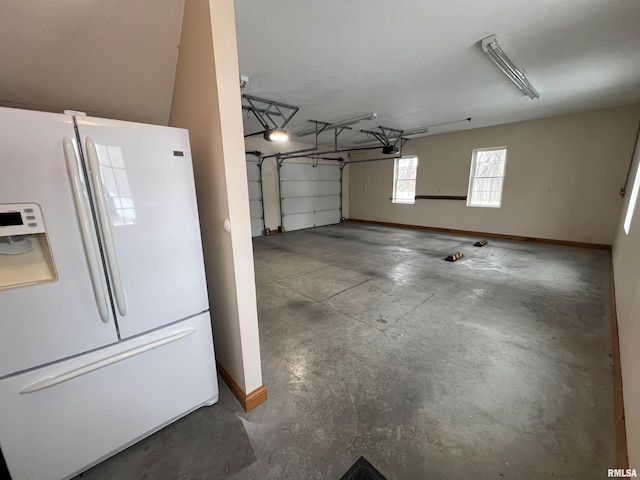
left=352, top=128, right=426, bottom=145
left=481, top=35, right=539, bottom=99
left=624, top=162, right=640, bottom=234
left=402, top=127, right=430, bottom=136
left=264, top=128, right=288, bottom=142
left=296, top=113, right=377, bottom=137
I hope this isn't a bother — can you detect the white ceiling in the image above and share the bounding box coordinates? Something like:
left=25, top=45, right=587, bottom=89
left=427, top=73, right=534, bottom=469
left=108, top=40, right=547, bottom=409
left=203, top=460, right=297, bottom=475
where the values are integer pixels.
left=1, top=0, right=638, bottom=144
left=0, top=0, right=184, bottom=125
left=235, top=0, right=640, bottom=144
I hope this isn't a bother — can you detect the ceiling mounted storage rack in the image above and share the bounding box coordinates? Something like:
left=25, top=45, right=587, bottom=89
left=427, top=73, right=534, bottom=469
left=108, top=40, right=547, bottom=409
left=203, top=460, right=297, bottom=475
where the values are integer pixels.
left=295, top=120, right=352, bottom=152
left=353, top=118, right=471, bottom=147
left=242, top=94, right=299, bottom=142
left=295, top=113, right=377, bottom=150
left=266, top=114, right=377, bottom=162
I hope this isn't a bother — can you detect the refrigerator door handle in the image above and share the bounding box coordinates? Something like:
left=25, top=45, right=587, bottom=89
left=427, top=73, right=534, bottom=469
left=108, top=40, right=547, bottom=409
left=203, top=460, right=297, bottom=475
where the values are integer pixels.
left=85, top=136, right=128, bottom=317
left=63, top=137, right=110, bottom=324
left=19, top=328, right=196, bottom=394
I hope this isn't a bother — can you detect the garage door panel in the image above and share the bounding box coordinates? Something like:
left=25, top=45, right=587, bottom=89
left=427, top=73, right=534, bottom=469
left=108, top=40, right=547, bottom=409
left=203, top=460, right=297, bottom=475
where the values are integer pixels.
left=315, top=209, right=341, bottom=226
left=246, top=159, right=263, bottom=237
left=250, top=218, right=263, bottom=237
left=314, top=181, right=341, bottom=197
left=313, top=166, right=341, bottom=181
left=280, top=164, right=341, bottom=181
left=279, top=164, right=309, bottom=181
left=315, top=195, right=341, bottom=211
left=280, top=163, right=341, bottom=232
left=249, top=199, right=262, bottom=219
left=283, top=213, right=315, bottom=231
left=281, top=181, right=341, bottom=198
left=280, top=180, right=314, bottom=198
left=282, top=196, right=340, bottom=217
left=282, top=197, right=315, bottom=215
left=248, top=182, right=262, bottom=200
left=246, top=161, right=260, bottom=181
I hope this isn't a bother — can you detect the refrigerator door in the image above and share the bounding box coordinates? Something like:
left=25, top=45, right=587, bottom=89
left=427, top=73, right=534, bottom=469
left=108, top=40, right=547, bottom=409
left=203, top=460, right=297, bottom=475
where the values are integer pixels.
left=75, top=116, right=209, bottom=338
left=0, top=108, right=118, bottom=378
left=0, top=312, right=218, bottom=480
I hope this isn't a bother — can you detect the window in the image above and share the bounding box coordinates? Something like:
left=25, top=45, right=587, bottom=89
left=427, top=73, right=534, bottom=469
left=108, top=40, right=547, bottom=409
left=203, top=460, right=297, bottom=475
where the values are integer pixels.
left=467, top=147, right=507, bottom=208
left=392, top=156, right=418, bottom=204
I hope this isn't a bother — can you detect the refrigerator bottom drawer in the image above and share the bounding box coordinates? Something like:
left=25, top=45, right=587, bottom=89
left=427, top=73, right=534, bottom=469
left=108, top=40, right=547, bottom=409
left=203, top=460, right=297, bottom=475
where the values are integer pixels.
left=0, top=312, right=218, bottom=480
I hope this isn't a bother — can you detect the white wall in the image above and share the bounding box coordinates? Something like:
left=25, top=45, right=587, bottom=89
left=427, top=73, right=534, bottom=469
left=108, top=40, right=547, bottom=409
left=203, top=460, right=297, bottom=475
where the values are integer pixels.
left=349, top=105, right=640, bottom=245
left=244, top=137, right=347, bottom=231
left=613, top=123, right=640, bottom=466
left=169, top=0, right=262, bottom=394
left=0, top=1, right=185, bottom=126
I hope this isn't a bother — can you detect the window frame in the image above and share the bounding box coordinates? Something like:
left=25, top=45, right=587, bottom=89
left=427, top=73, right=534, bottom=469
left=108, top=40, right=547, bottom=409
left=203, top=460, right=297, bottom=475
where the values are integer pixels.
left=466, top=146, right=508, bottom=208
left=392, top=156, right=418, bottom=204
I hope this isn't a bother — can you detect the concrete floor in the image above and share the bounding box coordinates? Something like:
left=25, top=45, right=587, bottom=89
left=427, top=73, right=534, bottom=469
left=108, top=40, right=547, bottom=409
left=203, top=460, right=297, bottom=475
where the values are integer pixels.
left=78, top=223, right=615, bottom=480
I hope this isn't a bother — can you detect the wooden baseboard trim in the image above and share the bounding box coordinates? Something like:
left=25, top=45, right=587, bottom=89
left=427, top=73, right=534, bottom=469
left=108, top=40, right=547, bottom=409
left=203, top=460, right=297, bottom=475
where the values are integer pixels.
left=217, top=362, right=268, bottom=412
left=346, top=218, right=611, bottom=250
left=610, top=258, right=629, bottom=468
left=245, top=385, right=269, bottom=411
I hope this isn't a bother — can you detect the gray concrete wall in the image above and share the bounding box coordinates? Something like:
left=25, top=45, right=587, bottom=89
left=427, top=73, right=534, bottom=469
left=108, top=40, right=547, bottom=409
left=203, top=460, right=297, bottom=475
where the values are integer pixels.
left=348, top=105, right=640, bottom=245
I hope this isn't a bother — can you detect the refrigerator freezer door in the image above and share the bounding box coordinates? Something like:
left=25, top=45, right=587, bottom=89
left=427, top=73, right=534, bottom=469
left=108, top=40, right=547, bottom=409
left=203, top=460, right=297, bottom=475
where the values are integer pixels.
left=0, top=312, right=218, bottom=480
left=75, top=117, right=209, bottom=338
left=0, top=108, right=118, bottom=378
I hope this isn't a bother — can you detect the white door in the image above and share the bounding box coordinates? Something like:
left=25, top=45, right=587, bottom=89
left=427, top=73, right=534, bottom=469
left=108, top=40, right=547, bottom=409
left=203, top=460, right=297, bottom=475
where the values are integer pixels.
left=75, top=116, right=209, bottom=339
left=0, top=108, right=118, bottom=377
left=280, top=163, right=342, bottom=231
left=246, top=158, right=264, bottom=237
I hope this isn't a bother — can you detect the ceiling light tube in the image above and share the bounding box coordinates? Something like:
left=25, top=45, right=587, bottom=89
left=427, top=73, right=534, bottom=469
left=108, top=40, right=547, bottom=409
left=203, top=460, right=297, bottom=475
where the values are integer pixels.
left=402, top=128, right=430, bottom=136
left=481, top=35, right=539, bottom=99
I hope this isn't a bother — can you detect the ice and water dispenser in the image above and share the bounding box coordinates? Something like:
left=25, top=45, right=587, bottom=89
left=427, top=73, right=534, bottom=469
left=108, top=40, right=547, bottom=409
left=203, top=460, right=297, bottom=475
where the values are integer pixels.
left=0, top=203, right=57, bottom=290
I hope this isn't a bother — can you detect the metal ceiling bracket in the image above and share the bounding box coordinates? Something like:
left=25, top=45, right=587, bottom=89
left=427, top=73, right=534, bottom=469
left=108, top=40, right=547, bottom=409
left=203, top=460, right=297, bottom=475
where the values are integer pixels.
left=306, top=120, right=331, bottom=137
left=296, top=113, right=377, bottom=137
left=334, top=126, right=350, bottom=150
left=297, top=119, right=354, bottom=150
left=242, top=94, right=299, bottom=131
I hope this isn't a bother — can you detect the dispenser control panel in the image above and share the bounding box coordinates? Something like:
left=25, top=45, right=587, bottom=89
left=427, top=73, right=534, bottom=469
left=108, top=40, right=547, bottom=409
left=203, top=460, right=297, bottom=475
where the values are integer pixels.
left=0, top=202, right=56, bottom=289
left=0, top=203, right=46, bottom=236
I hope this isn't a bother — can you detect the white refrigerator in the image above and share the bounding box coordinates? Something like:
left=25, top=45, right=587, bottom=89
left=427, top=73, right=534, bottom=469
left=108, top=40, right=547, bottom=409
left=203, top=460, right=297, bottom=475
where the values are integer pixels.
left=0, top=107, right=219, bottom=480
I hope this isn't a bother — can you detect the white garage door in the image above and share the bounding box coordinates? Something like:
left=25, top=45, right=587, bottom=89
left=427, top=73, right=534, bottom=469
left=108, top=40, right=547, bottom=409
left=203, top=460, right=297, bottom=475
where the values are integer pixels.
left=280, top=163, right=342, bottom=232
left=247, top=159, right=264, bottom=237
